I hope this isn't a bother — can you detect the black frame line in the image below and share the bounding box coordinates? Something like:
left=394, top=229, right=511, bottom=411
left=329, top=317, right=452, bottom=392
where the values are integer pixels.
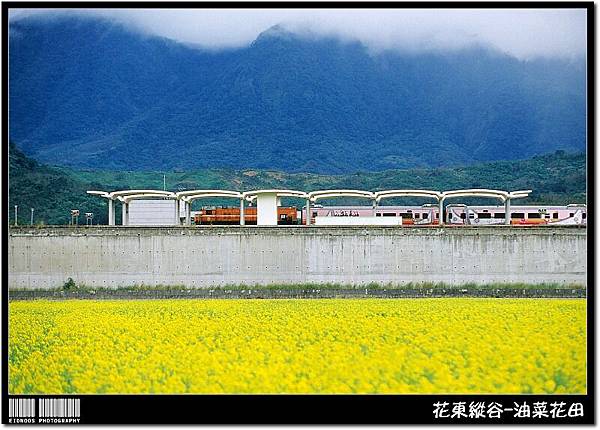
left=1, top=1, right=595, bottom=424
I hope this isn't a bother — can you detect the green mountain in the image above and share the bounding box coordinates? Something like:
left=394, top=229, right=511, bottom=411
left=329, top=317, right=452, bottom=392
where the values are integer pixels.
left=8, top=142, right=110, bottom=225
left=10, top=16, right=586, bottom=174
left=9, top=143, right=586, bottom=225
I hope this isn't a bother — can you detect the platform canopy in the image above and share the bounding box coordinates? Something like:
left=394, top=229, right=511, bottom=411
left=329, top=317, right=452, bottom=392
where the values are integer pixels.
left=87, top=190, right=177, bottom=201
left=440, top=188, right=532, bottom=202
left=508, top=190, right=534, bottom=199
left=308, top=189, right=375, bottom=202
left=240, top=190, right=308, bottom=226
left=175, top=189, right=243, bottom=203
left=87, top=190, right=177, bottom=226
left=243, top=189, right=309, bottom=202
left=375, top=189, right=443, bottom=203
left=86, top=190, right=111, bottom=199
left=116, top=193, right=178, bottom=203
left=86, top=187, right=533, bottom=227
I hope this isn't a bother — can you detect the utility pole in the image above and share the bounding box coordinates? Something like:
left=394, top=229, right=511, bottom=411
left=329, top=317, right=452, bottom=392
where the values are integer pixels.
left=163, top=174, right=166, bottom=191
left=30, top=208, right=34, bottom=226
left=14, top=205, right=18, bottom=226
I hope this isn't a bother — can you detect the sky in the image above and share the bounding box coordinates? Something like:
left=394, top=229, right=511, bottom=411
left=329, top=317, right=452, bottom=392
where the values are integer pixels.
left=9, top=8, right=587, bottom=60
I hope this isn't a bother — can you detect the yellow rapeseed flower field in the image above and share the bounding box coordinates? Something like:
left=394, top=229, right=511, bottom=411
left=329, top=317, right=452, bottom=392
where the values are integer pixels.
left=9, top=298, right=585, bottom=394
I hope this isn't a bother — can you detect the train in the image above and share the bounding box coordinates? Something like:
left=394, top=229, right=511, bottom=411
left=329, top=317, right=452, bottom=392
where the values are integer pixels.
left=191, top=204, right=586, bottom=226
left=194, top=206, right=298, bottom=225
left=303, top=204, right=587, bottom=226
left=304, top=205, right=438, bottom=225
left=445, top=204, right=586, bottom=226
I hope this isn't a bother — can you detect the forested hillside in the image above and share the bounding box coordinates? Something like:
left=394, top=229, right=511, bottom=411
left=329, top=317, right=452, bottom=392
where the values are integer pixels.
left=9, top=143, right=586, bottom=225
left=8, top=142, right=109, bottom=225
left=9, top=16, right=586, bottom=173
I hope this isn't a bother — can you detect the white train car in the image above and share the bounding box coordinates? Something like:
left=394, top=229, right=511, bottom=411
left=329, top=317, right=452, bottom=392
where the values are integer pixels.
left=303, top=204, right=586, bottom=226
left=446, top=204, right=587, bottom=226
left=303, top=205, right=440, bottom=225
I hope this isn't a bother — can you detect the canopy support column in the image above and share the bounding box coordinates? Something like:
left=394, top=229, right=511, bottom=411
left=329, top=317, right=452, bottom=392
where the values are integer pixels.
left=240, top=199, right=245, bottom=226
left=306, top=199, right=311, bottom=226
left=186, top=201, right=191, bottom=226
left=256, top=193, right=278, bottom=226
left=108, top=199, right=115, bottom=226
left=438, top=198, right=444, bottom=226
left=122, top=202, right=128, bottom=226
left=175, top=200, right=181, bottom=225
left=504, top=198, right=511, bottom=225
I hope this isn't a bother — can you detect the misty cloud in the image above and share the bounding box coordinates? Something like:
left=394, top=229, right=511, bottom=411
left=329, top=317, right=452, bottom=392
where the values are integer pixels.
left=9, top=8, right=587, bottom=60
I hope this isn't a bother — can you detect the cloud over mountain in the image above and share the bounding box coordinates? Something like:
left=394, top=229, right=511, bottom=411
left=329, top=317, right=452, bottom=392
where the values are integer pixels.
left=9, top=8, right=587, bottom=60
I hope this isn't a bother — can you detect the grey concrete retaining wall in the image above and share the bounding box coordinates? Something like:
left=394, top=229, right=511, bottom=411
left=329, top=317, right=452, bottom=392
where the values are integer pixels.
left=8, top=226, right=587, bottom=289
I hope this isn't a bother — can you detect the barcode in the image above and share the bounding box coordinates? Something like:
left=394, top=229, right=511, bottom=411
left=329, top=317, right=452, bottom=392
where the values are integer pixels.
left=39, top=398, right=80, bottom=418
left=9, top=399, right=35, bottom=418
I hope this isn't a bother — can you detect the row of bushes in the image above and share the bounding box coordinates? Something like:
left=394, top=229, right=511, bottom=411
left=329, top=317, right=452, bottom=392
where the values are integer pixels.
left=10, top=278, right=586, bottom=293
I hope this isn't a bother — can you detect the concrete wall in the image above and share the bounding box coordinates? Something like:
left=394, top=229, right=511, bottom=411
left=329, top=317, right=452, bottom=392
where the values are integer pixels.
left=8, top=226, right=587, bottom=289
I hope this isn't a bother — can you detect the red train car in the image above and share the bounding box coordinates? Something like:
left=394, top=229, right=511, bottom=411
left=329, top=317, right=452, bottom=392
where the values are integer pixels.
left=194, top=207, right=298, bottom=225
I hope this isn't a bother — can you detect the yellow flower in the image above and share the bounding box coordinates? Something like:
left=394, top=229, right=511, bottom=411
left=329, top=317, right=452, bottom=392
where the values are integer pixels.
left=8, top=298, right=586, bottom=394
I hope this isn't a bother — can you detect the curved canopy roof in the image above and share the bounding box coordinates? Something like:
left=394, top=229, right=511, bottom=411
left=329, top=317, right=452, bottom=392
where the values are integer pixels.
left=87, top=190, right=111, bottom=199
left=375, top=189, right=443, bottom=202
left=243, top=189, right=309, bottom=201
left=110, top=190, right=175, bottom=199
left=88, top=188, right=532, bottom=204
left=309, top=189, right=374, bottom=202
left=117, top=193, right=179, bottom=203
left=508, top=190, right=533, bottom=199
left=87, top=190, right=176, bottom=200
left=176, top=190, right=243, bottom=202
left=441, top=189, right=531, bottom=202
